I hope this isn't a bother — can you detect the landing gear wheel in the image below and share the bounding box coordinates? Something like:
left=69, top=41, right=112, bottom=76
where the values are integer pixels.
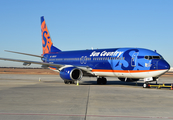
left=64, top=80, right=70, bottom=84
left=97, top=78, right=102, bottom=85
left=70, top=81, right=75, bottom=84
left=97, top=77, right=107, bottom=85
left=64, top=80, right=75, bottom=84
left=102, top=78, right=107, bottom=85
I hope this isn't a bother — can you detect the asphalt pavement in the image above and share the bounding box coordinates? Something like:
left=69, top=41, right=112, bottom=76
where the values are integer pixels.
left=0, top=74, right=173, bottom=120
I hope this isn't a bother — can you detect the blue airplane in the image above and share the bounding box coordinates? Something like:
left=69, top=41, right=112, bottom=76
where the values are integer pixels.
left=0, top=16, right=170, bottom=88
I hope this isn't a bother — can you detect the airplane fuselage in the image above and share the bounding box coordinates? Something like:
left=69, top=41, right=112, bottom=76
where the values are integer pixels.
left=43, top=48, right=170, bottom=79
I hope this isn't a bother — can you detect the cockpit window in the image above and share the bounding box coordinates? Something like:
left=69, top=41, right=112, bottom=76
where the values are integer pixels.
left=159, top=55, right=164, bottom=60
left=152, top=56, right=160, bottom=59
left=144, top=56, right=162, bottom=60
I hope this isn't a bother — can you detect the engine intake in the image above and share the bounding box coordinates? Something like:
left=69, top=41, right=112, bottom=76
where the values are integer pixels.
left=60, top=67, right=83, bottom=81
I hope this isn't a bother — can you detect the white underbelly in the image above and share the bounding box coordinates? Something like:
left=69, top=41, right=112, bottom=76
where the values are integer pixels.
left=92, top=69, right=168, bottom=78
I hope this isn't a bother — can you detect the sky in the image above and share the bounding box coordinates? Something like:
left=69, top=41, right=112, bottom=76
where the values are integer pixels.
left=0, top=0, right=173, bottom=67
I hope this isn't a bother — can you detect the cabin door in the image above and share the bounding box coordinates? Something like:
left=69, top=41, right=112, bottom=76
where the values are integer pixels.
left=131, top=52, right=139, bottom=67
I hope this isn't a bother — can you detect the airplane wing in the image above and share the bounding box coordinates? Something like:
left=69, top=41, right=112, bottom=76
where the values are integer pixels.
left=1, top=50, right=95, bottom=76
left=0, top=57, right=63, bottom=68
left=0, top=57, right=95, bottom=76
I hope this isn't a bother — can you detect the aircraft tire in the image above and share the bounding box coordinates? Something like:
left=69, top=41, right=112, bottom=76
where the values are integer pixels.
left=97, top=78, right=102, bottom=85
left=102, top=78, right=107, bottom=84
left=70, top=81, right=75, bottom=84
left=64, top=80, right=70, bottom=84
left=97, top=77, right=107, bottom=85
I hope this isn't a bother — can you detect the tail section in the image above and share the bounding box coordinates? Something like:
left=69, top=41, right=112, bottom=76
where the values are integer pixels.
left=41, top=16, right=61, bottom=54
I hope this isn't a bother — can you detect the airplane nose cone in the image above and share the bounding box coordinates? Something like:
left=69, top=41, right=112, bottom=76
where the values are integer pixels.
left=158, top=60, right=170, bottom=70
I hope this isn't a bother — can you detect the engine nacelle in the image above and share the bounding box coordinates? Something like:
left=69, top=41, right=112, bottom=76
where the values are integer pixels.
left=60, top=67, right=83, bottom=81
left=23, top=62, right=31, bottom=66
left=118, top=78, right=139, bottom=82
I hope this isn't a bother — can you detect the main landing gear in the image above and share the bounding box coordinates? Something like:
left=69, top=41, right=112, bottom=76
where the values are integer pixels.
left=64, top=80, right=75, bottom=84
left=97, top=77, right=107, bottom=85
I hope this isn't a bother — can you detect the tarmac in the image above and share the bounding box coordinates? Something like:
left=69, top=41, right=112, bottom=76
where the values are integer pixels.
left=0, top=74, right=173, bottom=120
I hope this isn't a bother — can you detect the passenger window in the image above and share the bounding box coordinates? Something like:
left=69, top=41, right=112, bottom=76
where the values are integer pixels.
left=145, top=56, right=149, bottom=60
left=145, top=56, right=161, bottom=60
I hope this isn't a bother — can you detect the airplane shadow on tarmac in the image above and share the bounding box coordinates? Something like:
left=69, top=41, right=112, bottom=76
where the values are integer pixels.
left=81, top=80, right=173, bottom=90
left=42, top=80, right=144, bottom=87
left=42, top=79, right=173, bottom=89
left=81, top=80, right=144, bottom=87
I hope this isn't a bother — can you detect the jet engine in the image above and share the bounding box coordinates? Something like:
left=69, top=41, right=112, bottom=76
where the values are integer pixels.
left=60, top=67, right=83, bottom=81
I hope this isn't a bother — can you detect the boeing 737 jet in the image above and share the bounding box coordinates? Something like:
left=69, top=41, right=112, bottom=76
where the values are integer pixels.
left=0, top=16, right=170, bottom=88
